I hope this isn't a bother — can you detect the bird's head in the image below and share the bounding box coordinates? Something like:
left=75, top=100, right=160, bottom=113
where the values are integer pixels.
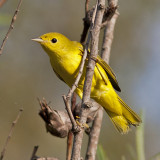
left=32, top=32, right=72, bottom=56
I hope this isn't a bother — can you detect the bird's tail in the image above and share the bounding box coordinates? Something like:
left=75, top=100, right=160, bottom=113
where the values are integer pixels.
left=105, top=96, right=142, bottom=134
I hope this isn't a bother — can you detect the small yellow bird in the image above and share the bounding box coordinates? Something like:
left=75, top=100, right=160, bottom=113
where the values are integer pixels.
left=32, top=32, right=141, bottom=134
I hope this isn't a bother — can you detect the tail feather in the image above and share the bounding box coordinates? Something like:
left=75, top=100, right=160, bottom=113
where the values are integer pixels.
left=107, top=111, right=131, bottom=134
left=105, top=96, right=141, bottom=134
left=118, top=96, right=142, bottom=125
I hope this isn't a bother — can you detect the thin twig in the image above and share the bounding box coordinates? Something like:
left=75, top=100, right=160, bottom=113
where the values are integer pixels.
left=66, top=132, right=73, bottom=160
left=62, top=95, right=79, bottom=132
left=85, top=0, right=90, bottom=14
left=30, top=146, right=39, bottom=160
left=30, top=146, right=59, bottom=160
left=0, top=0, right=7, bottom=8
left=71, top=1, right=105, bottom=159
left=0, top=0, right=23, bottom=55
left=0, top=108, right=23, bottom=160
left=66, top=92, right=77, bottom=160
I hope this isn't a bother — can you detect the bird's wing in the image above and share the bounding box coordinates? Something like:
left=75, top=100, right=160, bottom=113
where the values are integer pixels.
left=96, top=55, right=121, bottom=92
left=79, top=47, right=121, bottom=91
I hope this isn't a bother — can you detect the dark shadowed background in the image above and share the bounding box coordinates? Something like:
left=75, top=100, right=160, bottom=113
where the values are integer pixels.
left=0, top=0, right=160, bottom=159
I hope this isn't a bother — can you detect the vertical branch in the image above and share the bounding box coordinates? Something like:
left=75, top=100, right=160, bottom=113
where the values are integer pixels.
left=71, top=0, right=105, bottom=159
left=101, top=0, right=119, bottom=62
left=85, top=0, right=90, bottom=14
left=85, top=107, right=103, bottom=160
left=81, top=0, right=90, bottom=45
left=66, top=132, right=73, bottom=160
left=66, top=93, right=77, bottom=160
left=82, top=0, right=105, bottom=103
left=85, top=0, right=119, bottom=159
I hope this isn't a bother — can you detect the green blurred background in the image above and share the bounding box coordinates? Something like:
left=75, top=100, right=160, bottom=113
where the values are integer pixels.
left=0, top=0, right=160, bottom=159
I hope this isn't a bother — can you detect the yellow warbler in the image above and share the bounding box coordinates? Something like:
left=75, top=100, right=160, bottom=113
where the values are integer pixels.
left=32, top=32, right=141, bottom=134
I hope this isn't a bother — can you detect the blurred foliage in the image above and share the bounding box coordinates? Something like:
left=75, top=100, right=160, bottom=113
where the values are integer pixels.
left=136, top=112, right=145, bottom=160
left=150, top=153, right=160, bottom=160
left=97, top=144, right=109, bottom=160
left=97, top=113, right=160, bottom=160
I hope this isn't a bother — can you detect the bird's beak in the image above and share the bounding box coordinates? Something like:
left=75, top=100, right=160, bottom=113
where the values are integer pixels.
left=31, top=38, right=43, bottom=43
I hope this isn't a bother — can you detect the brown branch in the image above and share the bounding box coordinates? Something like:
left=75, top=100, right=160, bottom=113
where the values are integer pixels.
left=82, top=0, right=105, bottom=104
left=71, top=3, right=98, bottom=159
left=101, top=0, right=118, bottom=63
left=101, top=4, right=118, bottom=29
left=81, top=3, right=117, bottom=44
left=101, top=12, right=118, bottom=62
left=0, top=0, right=7, bottom=8
left=84, top=1, right=119, bottom=159
left=71, top=1, right=105, bottom=159
left=66, top=92, right=77, bottom=160
left=0, top=0, right=22, bottom=55
left=84, top=0, right=119, bottom=159
left=66, top=1, right=91, bottom=153
left=67, top=91, right=79, bottom=159
left=63, top=6, right=96, bottom=137
left=71, top=93, right=77, bottom=113
left=66, top=1, right=92, bottom=154
left=85, top=0, right=90, bottom=14
left=85, top=107, right=103, bottom=160
left=62, top=95, right=79, bottom=132
left=0, top=108, right=23, bottom=160
left=30, top=146, right=39, bottom=160
left=80, top=0, right=91, bottom=44
left=66, top=131, right=73, bottom=160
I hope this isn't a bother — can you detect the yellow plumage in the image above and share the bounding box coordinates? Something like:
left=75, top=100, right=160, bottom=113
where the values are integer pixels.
left=32, top=32, right=141, bottom=134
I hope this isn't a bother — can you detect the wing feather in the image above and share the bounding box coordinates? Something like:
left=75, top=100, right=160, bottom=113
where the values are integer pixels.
left=96, top=55, right=121, bottom=92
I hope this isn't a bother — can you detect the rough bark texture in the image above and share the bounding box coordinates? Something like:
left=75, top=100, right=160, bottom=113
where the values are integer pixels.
left=71, top=1, right=105, bottom=159
left=85, top=108, right=103, bottom=160
left=85, top=0, right=119, bottom=159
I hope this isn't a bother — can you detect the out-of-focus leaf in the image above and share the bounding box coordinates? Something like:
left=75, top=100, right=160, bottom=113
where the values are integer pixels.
left=97, top=144, right=109, bottom=160
left=136, top=111, right=145, bottom=160
left=126, top=144, right=137, bottom=160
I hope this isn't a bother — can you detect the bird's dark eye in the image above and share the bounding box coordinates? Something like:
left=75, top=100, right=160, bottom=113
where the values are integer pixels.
left=51, top=38, right=57, bottom=43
